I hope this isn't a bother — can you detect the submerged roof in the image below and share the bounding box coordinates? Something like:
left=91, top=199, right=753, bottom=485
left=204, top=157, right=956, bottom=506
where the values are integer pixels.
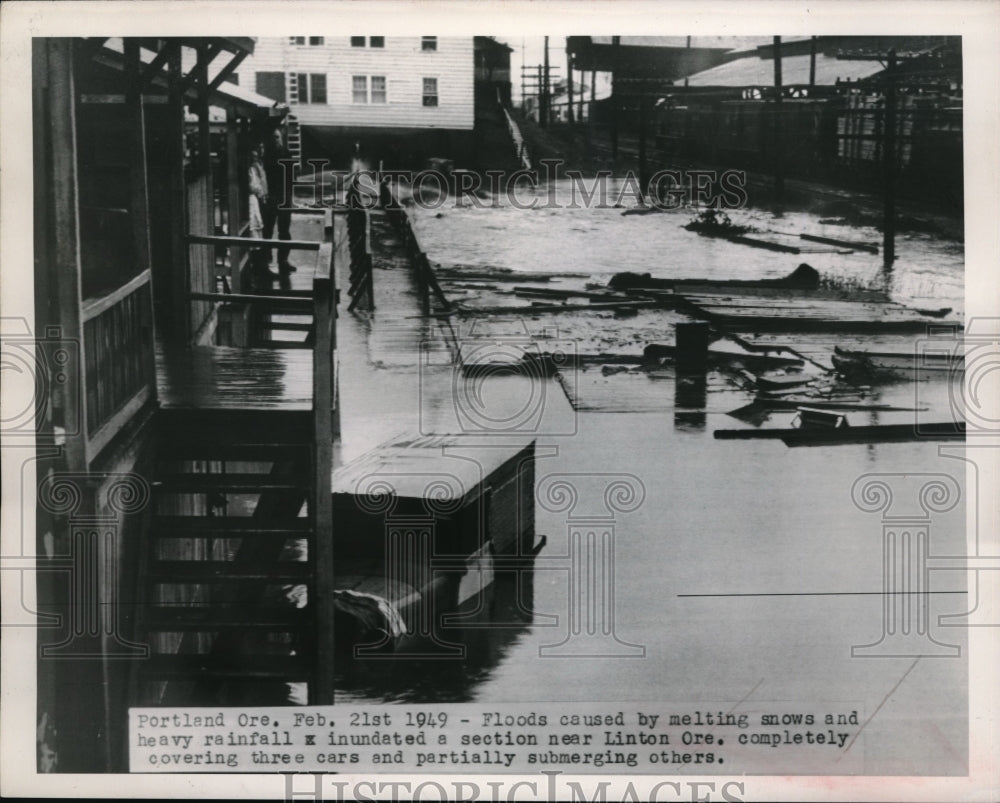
left=331, top=434, right=534, bottom=500
left=686, top=52, right=885, bottom=87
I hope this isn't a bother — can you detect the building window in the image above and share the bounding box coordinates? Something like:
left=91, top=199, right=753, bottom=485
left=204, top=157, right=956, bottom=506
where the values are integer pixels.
left=352, top=75, right=368, bottom=103
left=309, top=36, right=325, bottom=46
left=369, top=36, right=385, bottom=48
left=422, top=77, right=438, bottom=107
left=351, top=36, right=365, bottom=47
left=293, top=73, right=326, bottom=104
left=290, top=36, right=305, bottom=45
left=421, top=36, right=437, bottom=51
left=310, top=74, right=327, bottom=104
left=255, top=71, right=286, bottom=102
left=371, top=75, right=386, bottom=104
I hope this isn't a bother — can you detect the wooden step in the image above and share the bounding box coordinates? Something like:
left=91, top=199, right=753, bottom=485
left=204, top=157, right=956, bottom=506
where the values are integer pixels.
left=254, top=340, right=312, bottom=350
left=145, top=606, right=311, bottom=631
left=148, top=561, right=311, bottom=583
left=156, top=441, right=307, bottom=462
left=157, top=410, right=314, bottom=442
left=151, top=516, right=310, bottom=539
left=153, top=473, right=307, bottom=494
left=138, top=653, right=311, bottom=680
left=258, top=321, right=314, bottom=331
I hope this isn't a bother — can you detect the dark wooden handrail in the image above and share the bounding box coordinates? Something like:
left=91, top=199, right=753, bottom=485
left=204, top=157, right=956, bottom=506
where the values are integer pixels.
left=310, top=239, right=335, bottom=704
left=188, top=291, right=312, bottom=309
left=186, top=233, right=321, bottom=251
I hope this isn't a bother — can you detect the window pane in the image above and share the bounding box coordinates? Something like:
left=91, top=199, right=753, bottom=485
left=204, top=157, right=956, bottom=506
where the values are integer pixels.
left=311, top=74, right=327, bottom=104
left=309, top=36, right=324, bottom=46
left=422, top=77, right=438, bottom=107
left=255, top=71, right=286, bottom=102
left=290, top=36, right=305, bottom=45
left=352, top=75, right=367, bottom=103
left=371, top=75, right=386, bottom=104
left=296, top=73, right=308, bottom=104
left=421, top=36, right=437, bottom=51
left=350, top=36, right=365, bottom=47
left=369, top=36, right=385, bottom=48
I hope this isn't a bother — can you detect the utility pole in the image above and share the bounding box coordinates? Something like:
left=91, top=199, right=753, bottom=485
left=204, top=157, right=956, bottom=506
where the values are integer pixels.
left=537, top=64, right=544, bottom=126
left=809, top=36, right=817, bottom=90
left=685, top=35, right=691, bottom=88
left=772, top=36, right=785, bottom=201
left=543, top=36, right=550, bottom=127
left=611, top=35, right=620, bottom=160
left=638, top=84, right=648, bottom=196
left=883, top=49, right=897, bottom=271
left=566, top=44, right=575, bottom=124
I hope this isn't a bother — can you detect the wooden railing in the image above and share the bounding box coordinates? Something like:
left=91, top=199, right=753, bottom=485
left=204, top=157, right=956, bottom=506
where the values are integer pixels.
left=80, top=270, right=155, bottom=461
left=346, top=208, right=374, bottom=311
left=499, top=89, right=532, bottom=170
left=384, top=189, right=451, bottom=313
left=186, top=232, right=322, bottom=346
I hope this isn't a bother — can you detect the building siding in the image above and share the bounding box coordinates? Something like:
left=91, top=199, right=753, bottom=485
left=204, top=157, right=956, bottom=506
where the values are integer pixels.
left=246, top=37, right=474, bottom=131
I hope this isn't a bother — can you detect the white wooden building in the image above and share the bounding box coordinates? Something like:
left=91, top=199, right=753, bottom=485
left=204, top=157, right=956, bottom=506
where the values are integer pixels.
left=240, top=36, right=477, bottom=167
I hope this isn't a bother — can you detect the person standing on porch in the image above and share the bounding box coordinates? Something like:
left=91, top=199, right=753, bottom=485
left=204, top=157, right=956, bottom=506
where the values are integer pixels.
left=248, top=141, right=278, bottom=284
left=264, top=127, right=297, bottom=275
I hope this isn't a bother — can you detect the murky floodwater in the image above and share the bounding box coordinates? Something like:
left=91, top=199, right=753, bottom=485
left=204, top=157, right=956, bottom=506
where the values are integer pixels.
left=412, top=178, right=964, bottom=315
left=332, top=181, right=968, bottom=774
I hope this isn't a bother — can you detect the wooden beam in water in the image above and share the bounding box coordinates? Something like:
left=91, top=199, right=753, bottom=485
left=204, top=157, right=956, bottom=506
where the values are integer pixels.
left=714, top=421, right=965, bottom=445
left=800, top=233, right=878, bottom=253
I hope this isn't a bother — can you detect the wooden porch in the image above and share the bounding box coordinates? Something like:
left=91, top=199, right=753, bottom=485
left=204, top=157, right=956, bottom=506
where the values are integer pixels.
left=33, top=37, right=346, bottom=771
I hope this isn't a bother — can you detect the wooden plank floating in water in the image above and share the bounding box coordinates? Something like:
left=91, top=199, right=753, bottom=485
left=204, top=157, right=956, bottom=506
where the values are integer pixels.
left=456, top=300, right=662, bottom=315
left=644, top=343, right=804, bottom=370
left=714, top=421, right=965, bottom=445
left=676, top=291, right=961, bottom=334
left=800, top=233, right=879, bottom=253
left=725, top=235, right=801, bottom=253
left=833, top=345, right=964, bottom=371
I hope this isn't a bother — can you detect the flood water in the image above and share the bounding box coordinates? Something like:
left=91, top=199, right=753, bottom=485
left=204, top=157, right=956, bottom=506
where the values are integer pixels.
left=412, top=178, right=965, bottom=315
left=332, top=179, right=969, bottom=775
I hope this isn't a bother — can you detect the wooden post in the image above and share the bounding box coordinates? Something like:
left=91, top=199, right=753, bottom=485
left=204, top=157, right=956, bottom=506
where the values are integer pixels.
left=311, top=253, right=335, bottom=705
left=675, top=322, right=710, bottom=374
left=47, top=39, right=88, bottom=472
left=772, top=36, right=785, bottom=201
left=123, top=39, right=156, bottom=393
left=883, top=50, right=897, bottom=271
left=225, top=110, right=243, bottom=294
left=166, top=43, right=189, bottom=342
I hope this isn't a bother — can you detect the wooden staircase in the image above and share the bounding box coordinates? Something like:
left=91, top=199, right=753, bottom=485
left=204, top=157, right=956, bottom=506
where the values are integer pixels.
left=134, top=412, right=318, bottom=703
left=136, top=226, right=338, bottom=705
